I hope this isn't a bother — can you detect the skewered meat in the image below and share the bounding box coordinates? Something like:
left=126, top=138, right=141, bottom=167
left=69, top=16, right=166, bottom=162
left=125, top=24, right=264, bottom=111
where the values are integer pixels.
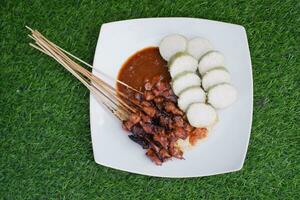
left=140, top=121, right=155, bottom=134
left=131, top=125, right=145, bottom=137
left=142, top=106, right=156, bottom=117
left=164, top=101, right=184, bottom=116
left=144, top=91, right=155, bottom=101
left=173, top=116, right=185, bottom=127
left=122, top=121, right=134, bottom=131
left=129, top=135, right=149, bottom=149
left=154, top=96, right=164, bottom=104
left=128, top=113, right=141, bottom=124
left=141, top=113, right=152, bottom=123
left=159, top=148, right=171, bottom=160
left=121, top=76, right=207, bottom=165
left=172, top=127, right=187, bottom=140
left=153, top=133, right=169, bottom=149
left=146, top=149, right=162, bottom=165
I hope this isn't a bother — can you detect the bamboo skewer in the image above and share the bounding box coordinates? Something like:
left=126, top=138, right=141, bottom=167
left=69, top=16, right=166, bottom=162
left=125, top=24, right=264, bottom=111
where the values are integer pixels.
left=32, top=41, right=127, bottom=119
left=30, top=30, right=139, bottom=113
left=29, top=31, right=142, bottom=111
left=36, top=32, right=135, bottom=113
left=27, top=26, right=141, bottom=120
left=26, top=26, right=141, bottom=95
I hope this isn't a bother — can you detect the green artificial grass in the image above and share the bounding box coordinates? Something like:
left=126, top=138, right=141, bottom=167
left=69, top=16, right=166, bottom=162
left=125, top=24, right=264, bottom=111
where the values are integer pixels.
left=0, top=0, right=299, bottom=199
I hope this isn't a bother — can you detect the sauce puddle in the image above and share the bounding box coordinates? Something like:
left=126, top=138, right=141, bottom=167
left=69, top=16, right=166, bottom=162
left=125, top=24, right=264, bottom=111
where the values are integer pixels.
left=117, top=47, right=170, bottom=97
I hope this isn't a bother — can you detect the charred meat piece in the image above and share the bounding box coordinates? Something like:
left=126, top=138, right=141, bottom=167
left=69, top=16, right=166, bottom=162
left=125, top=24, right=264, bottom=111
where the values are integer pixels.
left=141, top=100, right=152, bottom=107
left=153, top=96, right=164, bottom=104
left=144, top=91, right=155, bottom=101
left=121, top=76, right=205, bottom=165
left=140, top=122, right=155, bottom=134
left=128, top=113, right=141, bottom=124
left=184, top=123, right=194, bottom=132
left=142, top=106, right=156, bottom=117
left=148, top=141, right=161, bottom=154
left=153, top=125, right=165, bottom=135
left=141, top=113, right=152, bottom=123
left=161, top=89, right=172, bottom=98
left=153, top=133, right=169, bottom=149
left=146, top=149, right=162, bottom=165
left=129, top=97, right=141, bottom=107
left=154, top=102, right=165, bottom=111
left=140, top=121, right=165, bottom=136
left=129, top=134, right=149, bottom=149
left=159, top=115, right=171, bottom=128
left=172, top=127, right=187, bottom=140
left=165, top=95, right=177, bottom=103
left=131, top=125, right=145, bottom=137
left=164, top=101, right=184, bottom=116
left=122, top=120, right=134, bottom=131
left=173, top=115, right=185, bottom=128
left=158, top=148, right=171, bottom=160
left=152, top=88, right=163, bottom=96
left=155, top=81, right=170, bottom=92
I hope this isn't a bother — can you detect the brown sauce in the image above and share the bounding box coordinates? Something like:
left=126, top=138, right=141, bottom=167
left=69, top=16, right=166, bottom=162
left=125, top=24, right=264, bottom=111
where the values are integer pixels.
left=117, top=47, right=170, bottom=96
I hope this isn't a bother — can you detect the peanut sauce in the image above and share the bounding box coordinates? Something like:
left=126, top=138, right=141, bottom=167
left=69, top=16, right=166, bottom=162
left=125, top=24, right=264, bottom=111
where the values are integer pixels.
left=117, top=47, right=170, bottom=96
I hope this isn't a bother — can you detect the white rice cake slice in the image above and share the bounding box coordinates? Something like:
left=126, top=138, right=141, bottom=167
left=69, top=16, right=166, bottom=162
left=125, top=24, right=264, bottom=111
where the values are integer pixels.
left=187, top=103, right=218, bottom=128
left=198, top=51, right=225, bottom=75
left=207, top=83, right=237, bottom=109
left=169, top=53, right=198, bottom=78
left=187, top=37, right=214, bottom=60
left=178, top=87, right=206, bottom=111
left=202, top=68, right=231, bottom=91
left=172, top=72, right=201, bottom=96
left=159, top=34, right=187, bottom=61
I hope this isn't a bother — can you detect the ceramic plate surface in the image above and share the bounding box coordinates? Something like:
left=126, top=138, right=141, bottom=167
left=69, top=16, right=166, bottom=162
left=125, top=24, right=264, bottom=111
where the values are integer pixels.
left=90, top=17, right=253, bottom=177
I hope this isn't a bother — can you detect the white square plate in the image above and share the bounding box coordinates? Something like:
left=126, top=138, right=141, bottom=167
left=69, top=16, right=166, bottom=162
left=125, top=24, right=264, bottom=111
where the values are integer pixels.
left=90, top=18, right=253, bottom=177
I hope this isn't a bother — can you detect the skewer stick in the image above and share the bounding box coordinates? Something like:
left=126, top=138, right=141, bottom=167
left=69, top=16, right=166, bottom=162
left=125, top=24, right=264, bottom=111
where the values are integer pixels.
left=26, top=26, right=141, bottom=94
left=31, top=29, right=138, bottom=113
left=27, top=27, right=136, bottom=119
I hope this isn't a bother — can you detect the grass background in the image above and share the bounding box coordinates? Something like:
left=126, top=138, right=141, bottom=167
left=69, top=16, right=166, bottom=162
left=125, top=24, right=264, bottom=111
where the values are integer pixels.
left=0, top=0, right=299, bottom=199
